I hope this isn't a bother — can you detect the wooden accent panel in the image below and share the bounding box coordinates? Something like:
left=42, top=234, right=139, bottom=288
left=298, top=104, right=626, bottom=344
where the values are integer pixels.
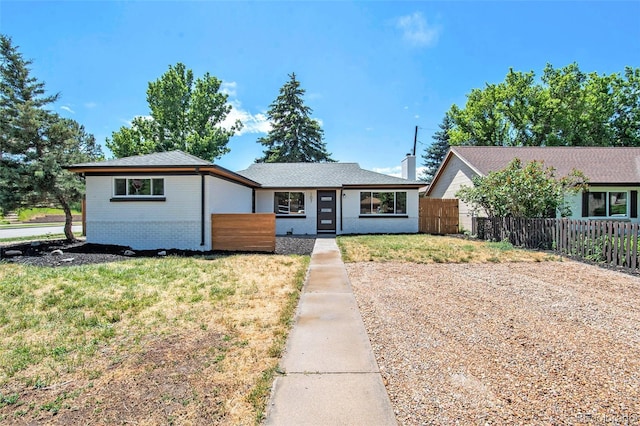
left=211, top=213, right=275, bottom=252
left=419, top=198, right=459, bottom=234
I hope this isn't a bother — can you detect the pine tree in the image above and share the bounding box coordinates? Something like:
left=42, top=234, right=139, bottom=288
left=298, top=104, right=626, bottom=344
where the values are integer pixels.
left=257, top=73, right=333, bottom=162
left=0, top=34, right=102, bottom=239
left=420, top=114, right=453, bottom=182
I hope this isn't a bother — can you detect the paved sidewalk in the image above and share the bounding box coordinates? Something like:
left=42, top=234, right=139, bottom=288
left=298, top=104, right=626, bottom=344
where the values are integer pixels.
left=265, top=237, right=397, bottom=425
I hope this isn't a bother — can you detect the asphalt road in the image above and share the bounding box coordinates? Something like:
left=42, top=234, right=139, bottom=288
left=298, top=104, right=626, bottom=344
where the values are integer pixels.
left=0, top=224, right=83, bottom=239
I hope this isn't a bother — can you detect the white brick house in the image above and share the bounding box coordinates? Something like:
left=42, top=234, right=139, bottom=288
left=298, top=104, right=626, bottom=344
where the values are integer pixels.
left=69, top=151, right=424, bottom=250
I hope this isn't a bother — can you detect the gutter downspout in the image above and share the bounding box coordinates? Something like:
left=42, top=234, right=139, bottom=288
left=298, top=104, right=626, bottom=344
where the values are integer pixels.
left=200, top=171, right=205, bottom=246
left=340, top=188, right=343, bottom=232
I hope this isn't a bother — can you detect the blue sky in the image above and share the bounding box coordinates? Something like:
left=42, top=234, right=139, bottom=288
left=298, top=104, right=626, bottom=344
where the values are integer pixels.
left=1, top=1, right=638, bottom=176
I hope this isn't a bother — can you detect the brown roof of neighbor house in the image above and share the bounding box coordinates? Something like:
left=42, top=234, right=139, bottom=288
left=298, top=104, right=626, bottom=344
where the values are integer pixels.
left=427, top=147, right=640, bottom=195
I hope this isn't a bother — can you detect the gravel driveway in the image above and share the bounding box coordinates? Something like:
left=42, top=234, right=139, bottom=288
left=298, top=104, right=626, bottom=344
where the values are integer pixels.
left=346, top=261, right=640, bottom=425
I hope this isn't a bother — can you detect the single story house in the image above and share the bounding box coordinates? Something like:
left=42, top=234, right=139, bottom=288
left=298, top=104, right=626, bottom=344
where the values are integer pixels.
left=426, top=146, right=640, bottom=231
left=68, top=151, right=423, bottom=250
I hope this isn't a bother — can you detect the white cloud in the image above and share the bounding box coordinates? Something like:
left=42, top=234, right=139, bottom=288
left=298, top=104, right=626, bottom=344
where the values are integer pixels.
left=84, top=102, right=98, bottom=109
left=222, top=99, right=271, bottom=136
left=373, top=165, right=427, bottom=180
left=396, top=12, right=441, bottom=47
left=220, top=81, right=237, bottom=97
left=60, top=105, right=75, bottom=114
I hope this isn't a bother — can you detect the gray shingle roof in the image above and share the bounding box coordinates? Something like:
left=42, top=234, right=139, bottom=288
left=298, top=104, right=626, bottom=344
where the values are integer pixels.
left=450, top=146, right=640, bottom=184
left=70, top=150, right=212, bottom=168
left=237, top=162, right=423, bottom=188
left=70, top=151, right=424, bottom=188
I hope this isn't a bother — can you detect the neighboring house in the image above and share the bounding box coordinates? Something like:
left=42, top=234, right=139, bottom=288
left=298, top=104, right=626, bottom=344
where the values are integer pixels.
left=426, top=146, right=640, bottom=231
left=68, top=151, right=423, bottom=250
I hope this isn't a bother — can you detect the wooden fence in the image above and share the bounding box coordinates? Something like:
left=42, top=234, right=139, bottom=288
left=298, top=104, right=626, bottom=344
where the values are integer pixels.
left=419, top=198, right=459, bottom=234
left=475, top=217, right=640, bottom=272
left=211, top=213, right=276, bottom=252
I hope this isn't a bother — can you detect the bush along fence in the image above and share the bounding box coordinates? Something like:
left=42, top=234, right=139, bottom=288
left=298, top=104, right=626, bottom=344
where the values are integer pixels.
left=474, top=217, right=640, bottom=272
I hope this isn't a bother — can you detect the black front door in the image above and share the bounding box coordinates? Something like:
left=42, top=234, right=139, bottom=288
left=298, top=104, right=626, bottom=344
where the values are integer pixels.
left=316, top=190, right=336, bottom=233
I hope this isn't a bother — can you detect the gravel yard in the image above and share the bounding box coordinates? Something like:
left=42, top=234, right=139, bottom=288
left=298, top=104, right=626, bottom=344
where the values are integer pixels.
left=346, top=261, right=640, bottom=425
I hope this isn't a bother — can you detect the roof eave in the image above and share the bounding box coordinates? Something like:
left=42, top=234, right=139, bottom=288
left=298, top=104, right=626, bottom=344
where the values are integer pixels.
left=66, top=164, right=261, bottom=188
left=342, top=183, right=425, bottom=189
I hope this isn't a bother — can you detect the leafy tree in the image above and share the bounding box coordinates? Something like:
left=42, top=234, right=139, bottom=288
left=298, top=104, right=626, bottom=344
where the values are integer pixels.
left=610, top=67, right=640, bottom=147
left=420, top=114, right=453, bottom=182
left=456, top=158, right=588, bottom=218
left=107, top=63, right=240, bottom=161
left=447, top=63, right=640, bottom=148
left=448, top=82, right=511, bottom=146
left=0, top=34, right=103, bottom=240
left=257, top=73, right=333, bottom=162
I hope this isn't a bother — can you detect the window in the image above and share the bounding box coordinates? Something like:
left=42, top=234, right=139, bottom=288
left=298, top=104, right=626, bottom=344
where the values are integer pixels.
left=360, top=191, right=407, bottom=215
left=585, top=191, right=628, bottom=217
left=274, top=192, right=305, bottom=215
left=114, top=178, right=165, bottom=197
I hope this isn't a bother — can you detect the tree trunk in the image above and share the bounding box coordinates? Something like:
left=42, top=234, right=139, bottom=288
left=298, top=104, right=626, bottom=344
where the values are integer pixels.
left=58, top=195, right=75, bottom=242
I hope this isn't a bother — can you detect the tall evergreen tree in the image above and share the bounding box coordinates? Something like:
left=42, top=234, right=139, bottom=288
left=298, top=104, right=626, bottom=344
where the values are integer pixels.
left=0, top=34, right=103, bottom=240
left=257, top=73, right=333, bottom=163
left=420, top=114, right=453, bottom=182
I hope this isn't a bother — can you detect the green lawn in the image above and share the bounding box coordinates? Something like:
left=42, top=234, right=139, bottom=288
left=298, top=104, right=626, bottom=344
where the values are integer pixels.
left=0, top=254, right=308, bottom=424
left=16, top=208, right=81, bottom=222
left=337, top=234, right=559, bottom=263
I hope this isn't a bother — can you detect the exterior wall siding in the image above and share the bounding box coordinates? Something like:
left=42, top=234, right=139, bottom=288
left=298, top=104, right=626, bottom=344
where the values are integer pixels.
left=428, top=156, right=478, bottom=232
left=255, top=188, right=419, bottom=235
left=254, top=189, right=318, bottom=235
left=209, top=177, right=253, bottom=213
left=340, top=188, right=419, bottom=234
left=565, top=186, right=640, bottom=223
left=87, top=221, right=202, bottom=250
left=85, top=174, right=253, bottom=251
left=205, top=177, right=253, bottom=249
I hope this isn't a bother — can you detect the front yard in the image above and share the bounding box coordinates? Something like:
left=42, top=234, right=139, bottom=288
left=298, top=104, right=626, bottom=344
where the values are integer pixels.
left=0, top=254, right=308, bottom=424
left=340, top=235, right=640, bottom=424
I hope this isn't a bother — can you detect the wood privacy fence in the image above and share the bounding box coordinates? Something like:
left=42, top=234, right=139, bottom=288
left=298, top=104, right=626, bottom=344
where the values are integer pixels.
left=475, top=217, right=640, bottom=272
left=419, top=198, right=459, bottom=234
left=211, top=213, right=276, bottom=252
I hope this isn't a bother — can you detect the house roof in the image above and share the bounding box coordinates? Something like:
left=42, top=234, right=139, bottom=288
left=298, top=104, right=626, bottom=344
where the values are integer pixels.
left=427, top=146, right=640, bottom=195
left=70, top=150, right=212, bottom=168
left=67, top=150, right=261, bottom=187
left=237, top=162, right=424, bottom=188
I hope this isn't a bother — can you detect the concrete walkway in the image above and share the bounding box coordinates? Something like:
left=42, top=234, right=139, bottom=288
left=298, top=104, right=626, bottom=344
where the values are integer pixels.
left=265, top=237, right=397, bottom=425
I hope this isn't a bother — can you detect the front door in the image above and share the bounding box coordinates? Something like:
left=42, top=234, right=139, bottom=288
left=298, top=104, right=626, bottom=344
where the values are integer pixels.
left=316, top=190, right=337, bottom=233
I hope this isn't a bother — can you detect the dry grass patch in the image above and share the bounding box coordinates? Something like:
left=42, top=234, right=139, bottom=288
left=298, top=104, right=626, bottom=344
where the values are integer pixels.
left=0, top=254, right=308, bottom=425
left=338, top=234, right=559, bottom=263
